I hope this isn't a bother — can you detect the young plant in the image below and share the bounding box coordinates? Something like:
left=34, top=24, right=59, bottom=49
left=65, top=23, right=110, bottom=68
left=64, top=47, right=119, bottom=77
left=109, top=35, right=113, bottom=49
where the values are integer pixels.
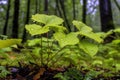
left=24, top=14, right=103, bottom=69
left=2, top=14, right=120, bottom=79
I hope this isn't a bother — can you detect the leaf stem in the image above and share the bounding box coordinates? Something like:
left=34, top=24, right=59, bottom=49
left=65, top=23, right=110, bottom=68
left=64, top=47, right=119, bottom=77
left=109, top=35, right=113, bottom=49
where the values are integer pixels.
left=40, top=36, right=43, bottom=66
left=47, top=46, right=65, bottom=65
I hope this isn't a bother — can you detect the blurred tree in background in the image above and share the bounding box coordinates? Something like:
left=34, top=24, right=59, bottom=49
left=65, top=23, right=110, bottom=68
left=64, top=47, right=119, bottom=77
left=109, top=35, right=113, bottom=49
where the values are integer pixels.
left=99, top=0, right=114, bottom=32
left=0, top=0, right=120, bottom=40
left=12, top=0, right=20, bottom=38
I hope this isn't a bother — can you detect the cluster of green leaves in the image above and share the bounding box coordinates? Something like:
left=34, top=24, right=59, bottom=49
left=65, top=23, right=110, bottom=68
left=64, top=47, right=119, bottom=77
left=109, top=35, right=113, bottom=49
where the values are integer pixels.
left=95, top=29, right=120, bottom=77
left=0, top=39, right=22, bottom=66
left=54, top=68, right=101, bottom=80
left=0, top=14, right=120, bottom=79
left=0, top=66, right=10, bottom=78
left=23, top=14, right=103, bottom=68
left=54, top=68, right=84, bottom=80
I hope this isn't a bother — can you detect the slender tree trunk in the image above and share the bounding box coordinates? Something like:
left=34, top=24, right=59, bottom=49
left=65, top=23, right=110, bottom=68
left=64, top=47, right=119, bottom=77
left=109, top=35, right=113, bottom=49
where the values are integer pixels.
left=3, top=0, right=11, bottom=35
left=99, top=0, right=114, bottom=32
left=35, top=0, right=38, bottom=13
left=35, top=0, right=40, bottom=13
left=22, top=0, right=31, bottom=42
left=72, top=0, right=77, bottom=31
left=82, top=0, right=87, bottom=23
left=55, top=0, right=62, bottom=17
left=12, top=0, right=20, bottom=38
left=59, top=0, right=71, bottom=32
left=72, top=0, right=76, bottom=20
left=44, top=0, right=48, bottom=14
left=37, top=0, right=40, bottom=13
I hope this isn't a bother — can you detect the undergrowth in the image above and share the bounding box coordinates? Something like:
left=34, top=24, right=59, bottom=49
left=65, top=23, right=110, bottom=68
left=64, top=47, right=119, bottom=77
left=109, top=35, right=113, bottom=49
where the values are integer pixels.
left=0, top=14, right=120, bottom=79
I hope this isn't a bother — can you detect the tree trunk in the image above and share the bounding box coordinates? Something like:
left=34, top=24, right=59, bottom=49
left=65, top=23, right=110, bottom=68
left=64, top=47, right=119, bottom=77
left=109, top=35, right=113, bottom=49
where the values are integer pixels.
left=12, top=0, right=20, bottom=38
left=22, top=0, right=31, bottom=42
left=3, top=0, right=11, bottom=35
left=35, top=0, right=38, bottom=13
left=55, top=0, right=62, bottom=17
left=82, top=0, right=87, bottom=23
left=72, top=0, right=77, bottom=31
left=44, top=0, right=48, bottom=14
left=72, top=0, right=76, bottom=20
left=35, top=0, right=40, bottom=13
left=99, top=0, right=114, bottom=32
left=59, top=0, right=71, bottom=32
left=37, top=0, right=40, bottom=13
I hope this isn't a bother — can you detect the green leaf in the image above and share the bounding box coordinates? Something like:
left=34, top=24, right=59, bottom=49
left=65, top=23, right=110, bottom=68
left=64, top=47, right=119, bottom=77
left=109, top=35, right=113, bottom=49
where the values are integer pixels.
left=85, top=70, right=99, bottom=80
left=27, top=39, right=41, bottom=46
left=112, top=39, right=120, bottom=44
left=106, top=30, right=114, bottom=35
left=72, top=20, right=103, bottom=43
left=0, top=39, right=22, bottom=49
left=79, top=40, right=98, bottom=57
left=32, top=14, right=48, bottom=24
left=26, top=14, right=64, bottom=36
left=46, top=25, right=67, bottom=32
left=33, top=48, right=41, bottom=57
left=63, top=53, right=79, bottom=65
left=46, top=15, right=64, bottom=25
left=54, top=32, right=79, bottom=47
left=25, top=24, right=49, bottom=36
left=32, top=14, right=64, bottom=25
left=54, top=73, right=68, bottom=80
left=103, top=58, right=114, bottom=67
left=116, top=63, right=120, bottom=71
left=53, top=32, right=66, bottom=41
left=72, top=20, right=92, bottom=32
left=92, top=60, right=103, bottom=65
left=0, top=66, right=10, bottom=78
left=95, top=32, right=106, bottom=39
left=114, top=28, right=120, bottom=33
left=79, top=32, right=103, bottom=43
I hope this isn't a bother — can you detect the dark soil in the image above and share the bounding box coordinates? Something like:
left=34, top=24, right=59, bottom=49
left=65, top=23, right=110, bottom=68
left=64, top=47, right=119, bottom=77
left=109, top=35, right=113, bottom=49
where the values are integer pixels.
left=0, top=66, right=120, bottom=80
left=0, top=66, right=64, bottom=80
